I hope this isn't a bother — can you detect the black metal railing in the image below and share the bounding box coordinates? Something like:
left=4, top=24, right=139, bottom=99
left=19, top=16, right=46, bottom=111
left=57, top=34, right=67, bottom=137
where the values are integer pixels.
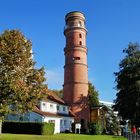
left=124, top=132, right=140, bottom=140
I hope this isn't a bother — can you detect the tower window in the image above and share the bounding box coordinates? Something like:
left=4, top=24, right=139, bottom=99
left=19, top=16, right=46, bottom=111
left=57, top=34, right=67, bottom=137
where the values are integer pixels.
left=78, top=21, right=82, bottom=27
left=72, top=57, right=80, bottom=61
left=79, top=34, right=82, bottom=38
left=79, top=41, right=82, bottom=45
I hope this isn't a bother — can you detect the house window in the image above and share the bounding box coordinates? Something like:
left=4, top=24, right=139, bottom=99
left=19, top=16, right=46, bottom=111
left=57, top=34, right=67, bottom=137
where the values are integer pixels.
left=64, top=120, right=67, bottom=126
left=11, top=114, right=16, bottom=117
left=79, top=34, right=82, bottom=38
left=60, top=120, right=63, bottom=125
left=63, top=106, right=66, bottom=111
left=35, top=119, right=39, bottom=122
left=42, top=103, right=46, bottom=106
left=57, top=105, right=60, bottom=111
left=50, top=104, right=54, bottom=111
left=79, top=41, right=82, bottom=45
left=49, top=120, right=55, bottom=123
left=19, top=116, right=24, bottom=121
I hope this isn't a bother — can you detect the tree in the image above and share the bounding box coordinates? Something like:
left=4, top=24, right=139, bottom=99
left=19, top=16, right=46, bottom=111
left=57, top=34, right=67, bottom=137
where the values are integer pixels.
left=88, top=122, right=103, bottom=135
left=52, top=89, right=63, bottom=98
left=106, top=109, right=120, bottom=135
left=113, top=42, right=140, bottom=127
left=0, top=30, right=47, bottom=120
left=88, top=82, right=99, bottom=107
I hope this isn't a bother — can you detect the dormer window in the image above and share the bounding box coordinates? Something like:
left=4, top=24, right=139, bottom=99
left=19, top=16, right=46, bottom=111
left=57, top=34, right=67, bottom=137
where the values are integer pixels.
left=57, top=105, right=60, bottom=111
left=50, top=104, right=54, bottom=111
left=63, top=106, right=66, bottom=111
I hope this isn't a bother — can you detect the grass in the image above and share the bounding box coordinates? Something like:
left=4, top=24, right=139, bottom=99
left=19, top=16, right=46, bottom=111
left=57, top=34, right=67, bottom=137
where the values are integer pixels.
left=1, top=134, right=127, bottom=140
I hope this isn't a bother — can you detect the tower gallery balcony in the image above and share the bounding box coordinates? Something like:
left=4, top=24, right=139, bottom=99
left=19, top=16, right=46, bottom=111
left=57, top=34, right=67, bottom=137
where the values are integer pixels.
left=64, top=23, right=85, bottom=30
left=64, top=24, right=87, bottom=33
left=64, top=24, right=87, bottom=35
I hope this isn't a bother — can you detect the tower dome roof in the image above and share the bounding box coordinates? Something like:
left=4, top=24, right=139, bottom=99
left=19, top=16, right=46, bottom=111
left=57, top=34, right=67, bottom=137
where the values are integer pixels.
left=65, top=11, right=85, bottom=21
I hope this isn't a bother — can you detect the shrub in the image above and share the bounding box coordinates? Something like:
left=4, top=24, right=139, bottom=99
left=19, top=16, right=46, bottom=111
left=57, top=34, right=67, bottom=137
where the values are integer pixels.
left=41, top=122, right=54, bottom=135
left=2, top=121, right=54, bottom=135
left=88, top=122, right=103, bottom=135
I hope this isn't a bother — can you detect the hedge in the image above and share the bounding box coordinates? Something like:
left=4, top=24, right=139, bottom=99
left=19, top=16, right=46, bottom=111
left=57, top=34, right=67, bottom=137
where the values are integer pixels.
left=2, top=121, right=54, bottom=135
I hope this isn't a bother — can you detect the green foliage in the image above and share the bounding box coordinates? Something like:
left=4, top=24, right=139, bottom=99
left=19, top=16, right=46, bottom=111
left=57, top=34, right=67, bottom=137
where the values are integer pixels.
left=88, top=122, right=103, bottom=135
left=41, top=122, right=54, bottom=135
left=2, top=121, right=54, bottom=135
left=88, top=82, right=99, bottom=107
left=0, top=30, right=47, bottom=118
left=113, top=42, right=140, bottom=126
left=106, top=110, right=120, bottom=135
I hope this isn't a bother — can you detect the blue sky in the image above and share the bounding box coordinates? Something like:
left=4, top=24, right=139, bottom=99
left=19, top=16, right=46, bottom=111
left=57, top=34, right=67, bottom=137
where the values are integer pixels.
left=0, top=0, right=140, bottom=102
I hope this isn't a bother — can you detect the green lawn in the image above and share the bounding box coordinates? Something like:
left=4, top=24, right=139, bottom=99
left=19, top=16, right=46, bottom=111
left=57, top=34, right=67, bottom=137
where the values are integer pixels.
left=1, top=134, right=127, bottom=140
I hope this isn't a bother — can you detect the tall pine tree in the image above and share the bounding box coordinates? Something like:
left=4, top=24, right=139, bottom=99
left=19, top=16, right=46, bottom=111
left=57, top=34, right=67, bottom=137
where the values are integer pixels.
left=113, top=43, right=140, bottom=126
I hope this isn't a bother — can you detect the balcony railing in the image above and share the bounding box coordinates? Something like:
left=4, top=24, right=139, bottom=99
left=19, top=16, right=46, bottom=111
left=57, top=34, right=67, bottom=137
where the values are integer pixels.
left=64, top=25, right=86, bottom=30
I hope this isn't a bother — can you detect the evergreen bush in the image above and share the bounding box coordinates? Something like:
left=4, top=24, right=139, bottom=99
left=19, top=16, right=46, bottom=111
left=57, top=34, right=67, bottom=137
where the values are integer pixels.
left=2, top=121, right=54, bottom=135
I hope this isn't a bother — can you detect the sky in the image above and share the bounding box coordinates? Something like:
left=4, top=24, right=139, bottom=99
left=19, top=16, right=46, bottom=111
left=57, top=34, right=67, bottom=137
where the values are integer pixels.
left=0, top=0, right=140, bottom=102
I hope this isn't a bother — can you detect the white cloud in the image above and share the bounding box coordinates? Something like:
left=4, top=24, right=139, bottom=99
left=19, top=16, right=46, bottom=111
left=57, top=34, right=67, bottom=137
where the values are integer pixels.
left=45, top=68, right=64, bottom=90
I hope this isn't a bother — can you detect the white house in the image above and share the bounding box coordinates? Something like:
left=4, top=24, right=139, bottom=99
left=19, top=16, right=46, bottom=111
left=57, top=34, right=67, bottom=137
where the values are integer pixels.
left=6, top=92, right=75, bottom=134
left=99, top=100, right=114, bottom=107
left=99, top=100, right=118, bottom=116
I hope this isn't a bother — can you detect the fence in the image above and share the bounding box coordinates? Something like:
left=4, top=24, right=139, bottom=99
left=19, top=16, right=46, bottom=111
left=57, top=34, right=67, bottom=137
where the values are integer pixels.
left=124, top=132, right=140, bottom=140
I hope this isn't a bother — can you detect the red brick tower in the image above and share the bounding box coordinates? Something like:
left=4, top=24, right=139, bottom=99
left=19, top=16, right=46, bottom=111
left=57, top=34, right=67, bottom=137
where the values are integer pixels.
left=63, top=11, right=89, bottom=123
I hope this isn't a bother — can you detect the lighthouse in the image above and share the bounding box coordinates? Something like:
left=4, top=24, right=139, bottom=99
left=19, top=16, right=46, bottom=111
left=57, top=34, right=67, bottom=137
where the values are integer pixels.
left=63, top=11, right=89, bottom=124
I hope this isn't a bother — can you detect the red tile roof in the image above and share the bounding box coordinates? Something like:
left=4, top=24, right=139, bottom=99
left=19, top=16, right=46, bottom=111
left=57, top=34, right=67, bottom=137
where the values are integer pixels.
left=44, top=91, right=65, bottom=105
